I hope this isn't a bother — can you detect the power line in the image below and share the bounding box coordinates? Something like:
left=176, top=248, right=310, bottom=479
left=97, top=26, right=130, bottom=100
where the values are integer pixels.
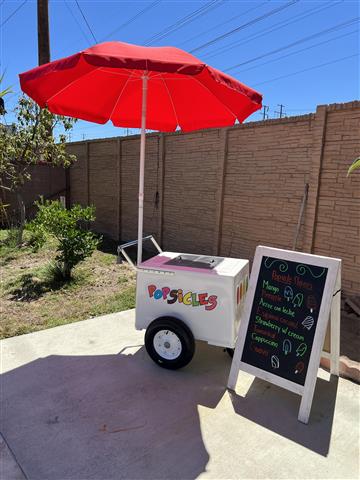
left=144, top=0, right=221, bottom=45
left=74, top=0, right=97, bottom=44
left=0, top=0, right=27, bottom=28
left=100, top=0, right=161, bottom=42
left=231, top=29, right=358, bottom=75
left=252, top=53, right=358, bottom=87
left=144, top=0, right=223, bottom=46
left=225, top=17, right=359, bottom=72
left=189, top=0, right=299, bottom=54
left=286, top=109, right=313, bottom=112
left=202, top=0, right=342, bottom=61
left=177, top=1, right=269, bottom=48
left=64, top=0, right=92, bottom=46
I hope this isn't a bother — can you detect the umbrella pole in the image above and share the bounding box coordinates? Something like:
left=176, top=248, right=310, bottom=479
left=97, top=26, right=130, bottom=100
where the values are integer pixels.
left=137, top=73, right=148, bottom=265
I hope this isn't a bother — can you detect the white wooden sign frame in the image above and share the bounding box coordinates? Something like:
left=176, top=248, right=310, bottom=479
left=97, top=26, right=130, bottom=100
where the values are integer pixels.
left=228, top=246, right=341, bottom=424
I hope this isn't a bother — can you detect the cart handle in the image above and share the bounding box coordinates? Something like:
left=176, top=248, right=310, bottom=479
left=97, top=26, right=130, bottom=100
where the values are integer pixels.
left=117, top=235, right=162, bottom=270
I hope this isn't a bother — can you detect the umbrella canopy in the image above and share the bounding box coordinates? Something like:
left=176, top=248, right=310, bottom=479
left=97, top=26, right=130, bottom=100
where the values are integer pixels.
left=19, top=41, right=262, bottom=132
left=19, top=41, right=262, bottom=263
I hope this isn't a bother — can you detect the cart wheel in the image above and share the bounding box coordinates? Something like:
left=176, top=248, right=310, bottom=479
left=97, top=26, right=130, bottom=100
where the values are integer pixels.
left=145, top=317, right=195, bottom=370
left=225, top=348, right=234, bottom=358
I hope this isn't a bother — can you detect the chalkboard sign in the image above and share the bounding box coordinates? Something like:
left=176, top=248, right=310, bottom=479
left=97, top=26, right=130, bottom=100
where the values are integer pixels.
left=228, top=246, right=341, bottom=424
left=241, top=256, right=328, bottom=386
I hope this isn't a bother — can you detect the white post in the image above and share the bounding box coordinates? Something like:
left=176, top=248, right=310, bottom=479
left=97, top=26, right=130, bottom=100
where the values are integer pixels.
left=330, top=263, right=341, bottom=376
left=137, top=74, right=148, bottom=265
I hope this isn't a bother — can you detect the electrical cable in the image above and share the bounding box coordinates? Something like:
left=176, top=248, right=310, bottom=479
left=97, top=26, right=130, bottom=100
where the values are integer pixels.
left=0, top=0, right=27, bottom=28
left=144, top=0, right=223, bottom=46
left=251, top=53, right=358, bottom=87
left=202, top=0, right=342, bottom=61
left=74, top=0, right=97, bottom=44
left=177, top=1, right=269, bottom=48
left=225, top=16, right=359, bottom=71
left=189, top=0, right=299, bottom=54
left=144, top=0, right=221, bottom=45
left=64, top=0, right=92, bottom=46
left=100, top=0, right=161, bottom=42
left=231, top=29, right=358, bottom=75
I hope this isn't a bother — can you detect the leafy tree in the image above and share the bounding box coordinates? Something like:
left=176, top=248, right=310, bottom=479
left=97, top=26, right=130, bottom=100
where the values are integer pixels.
left=0, top=72, right=13, bottom=114
left=28, top=199, right=100, bottom=280
left=0, top=73, right=13, bottom=221
left=0, top=95, right=76, bottom=243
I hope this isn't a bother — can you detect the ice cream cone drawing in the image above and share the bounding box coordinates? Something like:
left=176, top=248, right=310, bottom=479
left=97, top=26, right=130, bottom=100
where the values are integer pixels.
left=296, top=343, right=307, bottom=357
left=283, top=339, right=292, bottom=355
left=295, top=361, right=305, bottom=374
left=302, top=316, right=314, bottom=330
left=292, top=293, right=304, bottom=308
left=284, top=286, right=293, bottom=302
left=271, top=355, right=280, bottom=369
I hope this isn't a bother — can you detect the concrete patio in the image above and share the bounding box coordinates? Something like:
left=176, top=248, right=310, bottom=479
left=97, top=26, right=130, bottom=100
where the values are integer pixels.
left=1, top=310, right=359, bottom=480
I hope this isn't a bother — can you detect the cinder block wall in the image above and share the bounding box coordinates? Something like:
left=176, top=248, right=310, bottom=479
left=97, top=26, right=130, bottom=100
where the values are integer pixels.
left=3, top=164, right=66, bottom=220
left=312, top=104, right=360, bottom=295
left=163, top=129, right=223, bottom=253
left=63, top=100, right=360, bottom=297
left=219, top=116, right=314, bottom=259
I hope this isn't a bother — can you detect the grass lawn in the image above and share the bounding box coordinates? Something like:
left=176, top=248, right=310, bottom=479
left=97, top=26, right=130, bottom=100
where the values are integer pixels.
left=0, top=230, right=136, bottom=339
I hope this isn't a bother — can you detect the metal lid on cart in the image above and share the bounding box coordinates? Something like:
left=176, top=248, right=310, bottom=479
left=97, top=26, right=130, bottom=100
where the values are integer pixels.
left=140, top=252, right=248, bottom=277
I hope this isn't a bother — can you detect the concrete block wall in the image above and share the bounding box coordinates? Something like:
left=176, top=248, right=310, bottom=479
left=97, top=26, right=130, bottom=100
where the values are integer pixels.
left=62, top=100, right=360, bottom=297
left=121, top=135, right=159, bottom=244
left=219, top=115, right=313, bottom=261
left=162, top=129, right=223, bottom=253
left=3, top=164, right=66, bottom=221
left=312, top=103, right=360, bottom=295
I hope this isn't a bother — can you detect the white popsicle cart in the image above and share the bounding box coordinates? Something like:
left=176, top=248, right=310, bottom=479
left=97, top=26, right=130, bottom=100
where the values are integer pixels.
left=119, top=236, right=249, bottom=369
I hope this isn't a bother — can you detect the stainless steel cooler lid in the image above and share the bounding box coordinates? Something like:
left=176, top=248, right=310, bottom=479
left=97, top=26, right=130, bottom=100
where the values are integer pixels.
left=164, top=254, right=223, bottom=270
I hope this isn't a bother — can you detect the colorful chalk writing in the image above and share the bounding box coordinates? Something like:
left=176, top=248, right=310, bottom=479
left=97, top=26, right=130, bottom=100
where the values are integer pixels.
left=147, top=285, right=218, bottom=311
left=241, top=256, right=328, bottom=386
left=296, top=264, right=326, bottom=279
left=264, top=258, right=288, bottom=272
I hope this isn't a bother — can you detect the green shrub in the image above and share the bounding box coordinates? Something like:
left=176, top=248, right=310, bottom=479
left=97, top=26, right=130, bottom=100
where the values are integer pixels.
left=28, top=199, right=100, bottom=279
left=2, top=228, right=19, bottom=248
left=24, top=225, right=46, bottom=251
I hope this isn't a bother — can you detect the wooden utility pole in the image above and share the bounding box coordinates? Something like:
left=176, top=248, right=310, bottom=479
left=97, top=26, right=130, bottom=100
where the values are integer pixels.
left=260, top=105, right=269, bottom=120
left=37, top=0, right=50, bottom=65
left=275, top=104, right=286, bottom=118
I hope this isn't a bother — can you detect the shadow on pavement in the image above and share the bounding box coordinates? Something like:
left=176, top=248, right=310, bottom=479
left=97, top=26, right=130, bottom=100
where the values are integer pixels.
left=229, top=373, right=338, bottom=457
left=1, top=343, right=227, bottom=480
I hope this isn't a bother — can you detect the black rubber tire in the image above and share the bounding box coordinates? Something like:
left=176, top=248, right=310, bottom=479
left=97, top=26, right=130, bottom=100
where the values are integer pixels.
left=145, top=317, right=195, bottom=370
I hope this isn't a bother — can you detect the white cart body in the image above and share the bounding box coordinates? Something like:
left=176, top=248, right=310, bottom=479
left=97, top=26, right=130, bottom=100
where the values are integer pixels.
left=135, top=252, right=249, bottom=348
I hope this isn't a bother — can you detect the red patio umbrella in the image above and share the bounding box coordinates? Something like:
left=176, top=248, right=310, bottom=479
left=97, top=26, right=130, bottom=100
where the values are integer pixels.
left=19, top=41, right=262, bottom=263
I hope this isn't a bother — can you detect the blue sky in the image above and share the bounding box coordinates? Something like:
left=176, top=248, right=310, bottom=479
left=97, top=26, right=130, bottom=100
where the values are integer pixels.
left=1, top=0, right=359, bottom=141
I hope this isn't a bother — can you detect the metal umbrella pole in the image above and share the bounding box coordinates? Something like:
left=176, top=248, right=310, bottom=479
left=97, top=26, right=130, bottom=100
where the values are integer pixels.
left=137, top=73, right=148, bottom=265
